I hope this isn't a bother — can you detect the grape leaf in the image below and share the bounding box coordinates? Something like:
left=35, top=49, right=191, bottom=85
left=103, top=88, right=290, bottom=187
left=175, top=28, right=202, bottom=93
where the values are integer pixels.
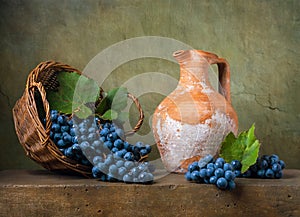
left=219, top=124, right=260, bottom=173
left=117, top=111, right=129, bottom=122
left=96, top=87, right=128, bottom=117
left=72, top=103, right=94, bottom=119
left=47, top=72, right=100, bottom=119
left=101, top=109, right=118, bottom=120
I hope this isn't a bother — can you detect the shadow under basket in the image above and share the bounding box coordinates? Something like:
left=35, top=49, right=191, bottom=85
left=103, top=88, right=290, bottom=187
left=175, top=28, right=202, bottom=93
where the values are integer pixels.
left=12, top=61, right=144, bottom=177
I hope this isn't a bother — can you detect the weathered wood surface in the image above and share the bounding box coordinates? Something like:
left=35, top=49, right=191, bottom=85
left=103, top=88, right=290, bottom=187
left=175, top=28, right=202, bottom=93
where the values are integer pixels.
left=0, top=169, right=299, bottom=217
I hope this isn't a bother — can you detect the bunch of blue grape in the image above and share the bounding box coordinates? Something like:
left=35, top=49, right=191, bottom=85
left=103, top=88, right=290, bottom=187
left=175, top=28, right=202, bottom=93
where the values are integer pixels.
left=74, top=118, right=154, bottom=183
left=49, top=110, right=92, bottom=166
left=233, top=154, right=285, bottom=179
left=185, top=155, right=237, bottom=190
left=92, top=155, right=154, bottom=183
left=48, top=110, right=154, bottom=183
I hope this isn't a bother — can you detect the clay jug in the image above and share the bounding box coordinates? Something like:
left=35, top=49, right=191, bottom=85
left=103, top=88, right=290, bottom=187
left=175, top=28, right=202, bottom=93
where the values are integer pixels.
left=152, top=50, right=238, bottom=173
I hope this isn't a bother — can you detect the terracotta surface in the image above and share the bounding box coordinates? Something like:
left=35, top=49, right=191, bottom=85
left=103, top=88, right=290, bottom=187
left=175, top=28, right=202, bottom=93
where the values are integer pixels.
left=152, top=50, right=238, bottom=173
left=0, top=170, right=299, bottom=217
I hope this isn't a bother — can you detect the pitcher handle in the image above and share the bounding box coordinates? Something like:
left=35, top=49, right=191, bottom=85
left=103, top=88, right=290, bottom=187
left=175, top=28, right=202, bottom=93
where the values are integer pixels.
left=214, top=58, right=231, bottom=104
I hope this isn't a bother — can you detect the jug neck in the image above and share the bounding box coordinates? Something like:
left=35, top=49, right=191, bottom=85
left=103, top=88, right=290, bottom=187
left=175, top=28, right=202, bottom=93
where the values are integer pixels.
left=173, top=50, right=211, bottom=87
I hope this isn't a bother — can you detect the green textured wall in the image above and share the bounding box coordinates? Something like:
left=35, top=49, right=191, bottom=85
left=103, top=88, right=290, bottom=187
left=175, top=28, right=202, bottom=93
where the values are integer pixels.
left=0, top=0, right=299, bottom=170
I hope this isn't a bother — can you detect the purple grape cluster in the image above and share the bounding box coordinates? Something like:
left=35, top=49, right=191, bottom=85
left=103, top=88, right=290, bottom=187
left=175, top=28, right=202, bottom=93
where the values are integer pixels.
left=49, top=110, right=92, bottom=166
left=185, top=153, right=286, bottom=190
left=234, top=154, right=285, bottom=179
left=48, top=110, right=155, bottom=183
left=185, top=155, right=237, bottom=190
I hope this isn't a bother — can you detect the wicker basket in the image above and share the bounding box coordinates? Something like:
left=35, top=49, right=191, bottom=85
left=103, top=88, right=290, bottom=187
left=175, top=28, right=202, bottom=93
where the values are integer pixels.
left=12, top=61, right=144, bottom=177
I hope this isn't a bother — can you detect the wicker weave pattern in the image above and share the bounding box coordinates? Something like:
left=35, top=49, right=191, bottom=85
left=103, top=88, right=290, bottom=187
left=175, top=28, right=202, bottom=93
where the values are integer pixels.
left=13, top=61, right=144, bottom=176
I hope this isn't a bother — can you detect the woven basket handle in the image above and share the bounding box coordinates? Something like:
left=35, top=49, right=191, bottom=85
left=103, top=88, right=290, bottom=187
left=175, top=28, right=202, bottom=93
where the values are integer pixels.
left=28, top=81, right=51, bottom=136
left=125, top=93, right=144, bottom=136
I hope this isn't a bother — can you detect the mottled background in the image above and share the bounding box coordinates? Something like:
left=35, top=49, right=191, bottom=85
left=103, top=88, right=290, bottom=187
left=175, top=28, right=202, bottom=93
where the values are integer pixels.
left=0, top=0, right=299, bottom=170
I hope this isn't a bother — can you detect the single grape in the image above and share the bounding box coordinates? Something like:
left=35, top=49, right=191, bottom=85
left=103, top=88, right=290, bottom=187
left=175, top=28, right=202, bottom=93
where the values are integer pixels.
left=270, top=154, right=279, bottom=164
left=108, top=164, right=118, bottom=176
left=188, top=161, right=199, bottom=172
left=224, top=170, right=235, bottom=181
left=272, top=163, right=281, bottom=173
left=53, top=133, right=62, bottom=142
left=209, top=176, right=217, bottom=184
left=70, top=128, right=76, bottom=136
left=64, top=147, right=74, bottom=158
left=100, top=128, right=109, bottom=137
left=207, top=163, right=215, bottom=169
left=51, top=123, right=60, bottom=132
left=97, top=162, right=108, bottom=173
left=216, top=177, right=228, bottom=190
left=63, top=134, right=72, bottom=144
left=87, top=133, right=98, bottom=142
left=118, top=167, right=127, bottom=177
left=206, top=167, right=215, bottom=177
left=57, top=139, right=66, bottom=148
left=191, top=171, right=200, bottom=182
left=249, top=164, right=258, bottom=173
left=214, top=162, right=223, bottom=169
left=145, top=144, right=151, bottom=153
left=265, top=168, right=275, bottom=178
left=104, top=155, right=114, bottom=166
left=93, top=156, right=103, bottom=165
left=231, top=160, right=242, bottom=170
left=215, top=157, right=225, bottom=166
left=123, top=174, right=133, bottom=183
left=114, top=139, right=123, bottom=149
left=61, top=125, right=69, bottom=133
left=199, top=168, right=207, bottom=178
left=131, top=167, right=141, bottom=177
left=140, top=149, right=148, bottom=157
left=111, top=147, right=118, bottom=153
left=104, top=141, right=113, bottom=150
left=185, top=172, right=192, bottom=181
left=223, top=163, right=233, bottom=171
left=278, top=160, right=286, bottom=169
left=242, top=170, right=252, bottom=178
left=50, top=113, right=58, bottom=122
left=214, top=168, right=224, bottom=178
left=92, top=140, right=102, bottom=149
left=227, top=180, right=236, bottom=190
left=275, top=170, right=283, bottom=179
left=115, top=160, right=124, bottom=168
left=124, top=152, right=134, bottom=161
left=123, top=142, right=131, bottom=151
left=92, top=166, right=103, bottom=178
left=57, top=115, right=65, bottom=125
left=257, top=169, right=265, bottom=178
left=124, top=161, right=135, bottom=170
left=71, top=136, right=78, bottom=144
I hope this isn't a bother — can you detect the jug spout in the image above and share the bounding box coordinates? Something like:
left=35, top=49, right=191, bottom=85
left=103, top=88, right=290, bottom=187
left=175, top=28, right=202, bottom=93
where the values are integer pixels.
left=173, top=50, right=213, bottom=68
left=173, top=50, right=189, bottom=63
left=173, top=50, right=219, bottom=64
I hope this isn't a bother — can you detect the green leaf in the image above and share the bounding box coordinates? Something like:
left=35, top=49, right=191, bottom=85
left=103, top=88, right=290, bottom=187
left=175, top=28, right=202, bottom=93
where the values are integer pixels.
left=110, top=87, right=128, bottom=111
left=73, top=103, right=94, bottom=119
left=117, top=111, right=129, bottom=122
left=219, top=124, right=260, bottom=173
left=47, top=72, right=100, bottom=119
left=96, top=87, right=128, bottom=114
left=101, top=109, right=118, bottom=120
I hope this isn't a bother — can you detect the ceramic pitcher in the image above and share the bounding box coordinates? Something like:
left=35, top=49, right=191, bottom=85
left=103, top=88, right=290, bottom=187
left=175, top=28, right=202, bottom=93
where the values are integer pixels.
left=152, top=50, right=238, bottom=173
